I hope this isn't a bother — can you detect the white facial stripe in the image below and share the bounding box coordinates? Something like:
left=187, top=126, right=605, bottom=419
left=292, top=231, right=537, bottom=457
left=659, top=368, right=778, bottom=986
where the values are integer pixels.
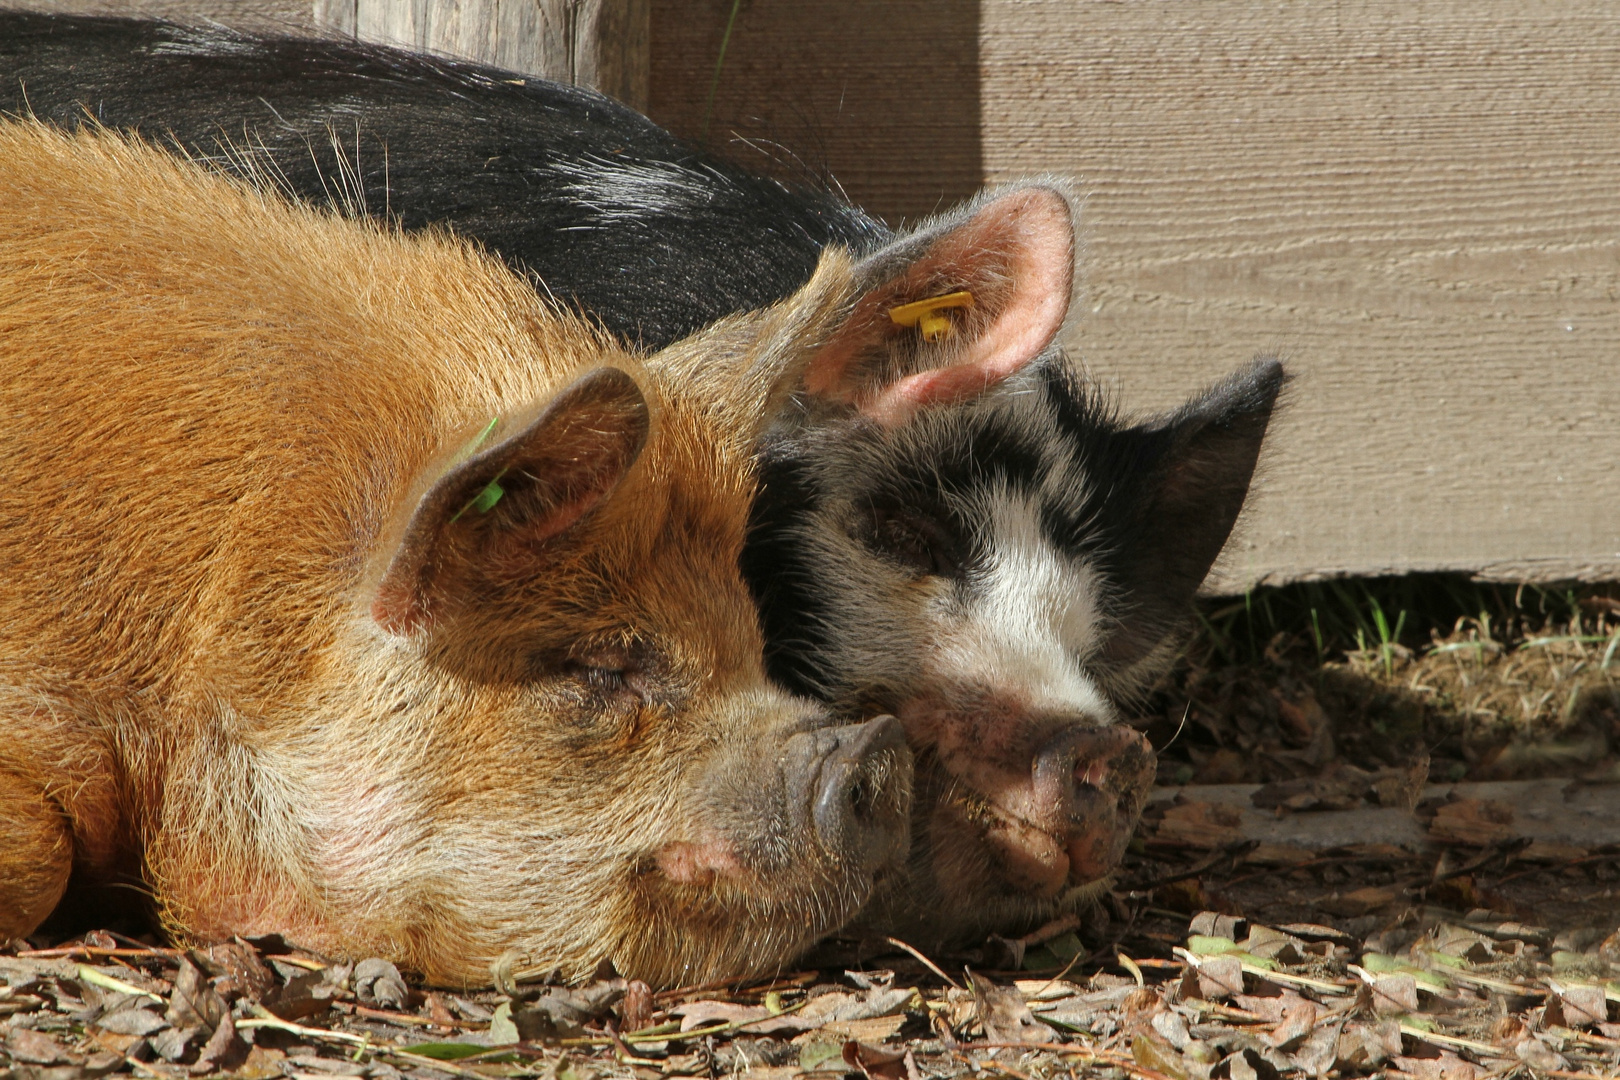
left=930, top=487, right=1115, bottom=720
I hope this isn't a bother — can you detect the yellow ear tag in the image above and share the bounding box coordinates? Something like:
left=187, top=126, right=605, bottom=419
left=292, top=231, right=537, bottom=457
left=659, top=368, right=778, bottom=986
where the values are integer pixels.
left=888, top=290, right=974, bottom=343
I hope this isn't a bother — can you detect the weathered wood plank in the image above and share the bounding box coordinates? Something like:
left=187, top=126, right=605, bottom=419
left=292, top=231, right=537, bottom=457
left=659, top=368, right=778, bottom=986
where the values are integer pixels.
left=980, top=0, right=1620, bottom=590
left=323, top=0, right=649, bottom=110
left=648, top=0, right=982, bottom=224
left=650, top=0, right=1620, bottom=590
left=20, top=0, right=315, bottom=31
left=1151, top=780, right=1620, bottom=851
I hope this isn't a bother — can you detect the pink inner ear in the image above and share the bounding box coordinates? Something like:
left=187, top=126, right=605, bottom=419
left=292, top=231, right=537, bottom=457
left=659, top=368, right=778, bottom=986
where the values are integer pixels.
left=804, top=186, right=1074, bottom=426
left=867, top=188, right=1074, bottom=426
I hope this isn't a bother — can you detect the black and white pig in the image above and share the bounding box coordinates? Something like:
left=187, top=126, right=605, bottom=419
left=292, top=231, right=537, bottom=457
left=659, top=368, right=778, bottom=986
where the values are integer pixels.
left=2, top=13, right=1284, bottom=950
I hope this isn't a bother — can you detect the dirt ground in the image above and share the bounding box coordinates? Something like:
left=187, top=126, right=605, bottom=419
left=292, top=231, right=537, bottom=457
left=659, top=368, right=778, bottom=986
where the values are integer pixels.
left=4, top=578, right=1617, bottom=1080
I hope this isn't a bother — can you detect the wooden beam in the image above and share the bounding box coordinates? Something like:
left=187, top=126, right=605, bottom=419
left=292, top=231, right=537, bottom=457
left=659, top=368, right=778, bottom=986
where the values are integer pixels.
left=318, top=0, right=650, bottom=111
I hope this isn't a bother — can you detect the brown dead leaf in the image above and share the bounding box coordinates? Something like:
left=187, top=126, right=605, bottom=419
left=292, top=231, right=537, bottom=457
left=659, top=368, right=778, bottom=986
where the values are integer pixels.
left=1554, top=982, right=1609, bottom=1028
left=1196, top=956, right=1245, bottom=1002
left=83, top=1029, right=142, bottom=1058
left=207, top=939, right=275, bottom=1002
left=424, top=993, right=456, bottom=1027
left=821, top=1014, right=907, bottom=1044
left=1514, top=1036, right=1569, bottom=1071
left=1319, top=885, right=1400, bottom=917
left=841, top=1040, right=908, bottom=1079
left=168, top=956, right=227, bottom=1032
left=1244, top=926, right=1306, bottom=964
left=8, top=1028, right=80, bottom=1066
left=672, top=1000, right=768, bottom=1032
left=93, top=1002, right=169, bottom=1036
left=802, top=987, right=913, bottom=1026
left=1365, top=973, right=1419, bottom=1016
left=1292, top=1019, right=1343, bottom=1078
left=1157, top=802, right=1245, bottom=848
left=192, top=1015, right=248, bottom=1075
left=1215, top=1046, right=1280, bottom=1080
left=352, top=958, right=408, bottom=1011
left=264, top=970, right=340, bottom=1021
left=1428, top=799, right=1516, bottom=845
left=1373, top=755, right=1429, bottom=811
left=1393, top=1053, right=1477, bottom=1080
left=235, top=1045, right=286, bottom=1080
left=1234, top=995, right=1288, bottom=1022
left=1133, top=1032, right=1191, bottom=1080
left=1263, top=999, right=1318, bottom=1051
left=1189, top=912, right=1249, bottom=940
left=1150, top=1009, right=1191, bottom=1049
left=511, top=982, right=624, bottom=1042
left=617, top=979, right=653, bottom=1033
left=150, top=1024, right=202, bottom=1062
left=968, top=972, right=1046, bottom=1045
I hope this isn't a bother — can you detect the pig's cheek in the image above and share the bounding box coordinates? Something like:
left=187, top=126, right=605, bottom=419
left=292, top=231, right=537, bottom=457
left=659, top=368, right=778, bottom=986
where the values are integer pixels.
left=894, top=693, right=955, bottom=754
left=652, top=836, right=745, bottom=888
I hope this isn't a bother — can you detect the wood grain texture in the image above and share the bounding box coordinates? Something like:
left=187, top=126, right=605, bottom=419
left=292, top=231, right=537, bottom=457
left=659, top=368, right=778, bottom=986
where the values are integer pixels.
left=979, top=0, right=1620, bottom=589
left=15, top=0, right=315, bottom=30
left=324, top=0, right=649, bottom=109
left=649, top=0, right=1620, bottom=588
left=647, top=0, right=982, bottom=224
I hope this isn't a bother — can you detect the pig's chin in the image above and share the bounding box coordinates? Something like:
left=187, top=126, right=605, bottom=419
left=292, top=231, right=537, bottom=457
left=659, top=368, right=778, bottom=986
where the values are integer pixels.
left=614, top=848, right=873, bottom=988
left=850, top=754, right=1129, bottom=950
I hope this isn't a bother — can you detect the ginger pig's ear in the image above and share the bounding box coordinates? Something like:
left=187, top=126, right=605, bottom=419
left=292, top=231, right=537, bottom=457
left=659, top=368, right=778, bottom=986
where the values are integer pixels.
left=372, top=367, right=649, bottom=636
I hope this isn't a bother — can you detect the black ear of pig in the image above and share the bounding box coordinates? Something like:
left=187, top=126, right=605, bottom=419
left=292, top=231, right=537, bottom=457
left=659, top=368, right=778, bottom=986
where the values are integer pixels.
left=1097, top=357, right=1288, bottom=688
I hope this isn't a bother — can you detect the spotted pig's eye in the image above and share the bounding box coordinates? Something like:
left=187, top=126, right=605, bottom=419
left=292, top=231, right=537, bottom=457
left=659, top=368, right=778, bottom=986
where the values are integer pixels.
left=862, top=504, right=965, bottom=579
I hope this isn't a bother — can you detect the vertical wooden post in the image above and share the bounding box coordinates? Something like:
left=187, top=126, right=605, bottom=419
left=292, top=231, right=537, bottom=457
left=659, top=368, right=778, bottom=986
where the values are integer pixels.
left=315, top=0, right=650, bottom=113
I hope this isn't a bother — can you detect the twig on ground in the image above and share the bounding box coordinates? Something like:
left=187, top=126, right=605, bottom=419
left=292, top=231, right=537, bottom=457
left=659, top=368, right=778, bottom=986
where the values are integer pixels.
left=884, top=936, right=963, bottom=990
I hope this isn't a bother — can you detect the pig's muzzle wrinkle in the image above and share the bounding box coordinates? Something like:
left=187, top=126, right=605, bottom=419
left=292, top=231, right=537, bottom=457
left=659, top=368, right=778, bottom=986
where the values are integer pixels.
left=806, top=714, right=911, bottom=876
left=652, top=714, right=912, bottom=893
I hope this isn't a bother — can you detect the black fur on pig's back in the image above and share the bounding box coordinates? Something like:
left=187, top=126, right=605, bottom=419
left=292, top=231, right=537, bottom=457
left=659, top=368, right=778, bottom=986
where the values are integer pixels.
left=0, top=12, right=886, bottom=351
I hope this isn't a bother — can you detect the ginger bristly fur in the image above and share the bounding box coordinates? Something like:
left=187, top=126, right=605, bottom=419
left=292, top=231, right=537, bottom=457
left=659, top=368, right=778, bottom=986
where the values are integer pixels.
left=0, top=120, right=904, bottom=987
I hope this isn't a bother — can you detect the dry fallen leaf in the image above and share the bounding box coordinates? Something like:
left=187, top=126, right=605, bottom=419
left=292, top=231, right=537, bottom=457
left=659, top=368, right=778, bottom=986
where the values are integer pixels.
left=1263, top=998, right=1318, bottom=1051
left=968, top=972, right=1046, bottom=1045
left=8, top=1027, right=79, bottom=1066
left=351, top=958, right=408, bottom=1011
left=167, top=956, right=228, bottom=1031
left=842, top=1039, right=908, bottom=1079
left=1195, top=955, right=1245, bottom=1001
left=1550, top=982, right=1608, bottom=1028
left=1427, top=799, right=1516, bottom=845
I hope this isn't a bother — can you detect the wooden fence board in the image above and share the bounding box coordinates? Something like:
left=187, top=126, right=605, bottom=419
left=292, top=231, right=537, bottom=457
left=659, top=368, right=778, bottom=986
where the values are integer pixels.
left=15, top=0, right=313, bottom=30
left=320, top=0, right=649, bottom=110
left=652, top=0, right=1620, bottom=589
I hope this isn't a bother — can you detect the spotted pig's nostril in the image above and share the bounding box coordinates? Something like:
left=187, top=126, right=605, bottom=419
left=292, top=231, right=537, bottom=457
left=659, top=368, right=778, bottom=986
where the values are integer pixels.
left=1077, top=759, right=1108, bottom=788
